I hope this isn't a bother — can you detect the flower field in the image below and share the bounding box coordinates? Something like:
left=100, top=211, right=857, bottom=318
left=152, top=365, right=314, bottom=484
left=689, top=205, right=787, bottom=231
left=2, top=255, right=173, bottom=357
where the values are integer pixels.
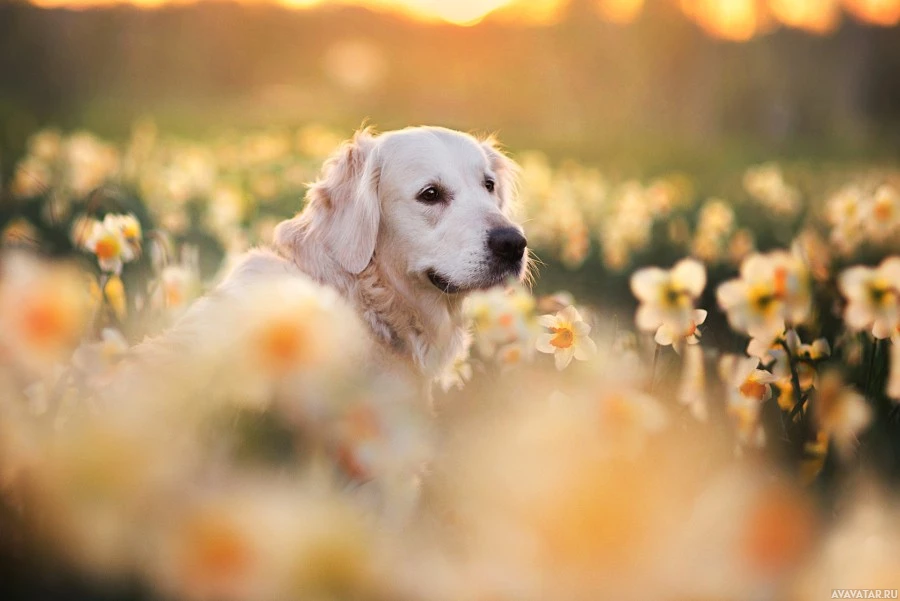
left=3, top=124, right=900, bottom=599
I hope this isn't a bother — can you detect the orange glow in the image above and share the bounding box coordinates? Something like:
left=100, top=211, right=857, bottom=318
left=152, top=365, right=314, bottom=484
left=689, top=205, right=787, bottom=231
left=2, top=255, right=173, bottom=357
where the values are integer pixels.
left=769, top=0, right=841, bottom=33
left=22, top=0, right=900, bottom=35
left=843, top=0, right=900, bottom=25
left=681, top=0, right=761, bottom=41
left=597, top=0, right=644, bottom=24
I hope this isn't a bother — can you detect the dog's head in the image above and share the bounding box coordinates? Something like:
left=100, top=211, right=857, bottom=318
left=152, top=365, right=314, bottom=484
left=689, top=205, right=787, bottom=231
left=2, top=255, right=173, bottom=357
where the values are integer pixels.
left=279, top=126, right=527, bottom=295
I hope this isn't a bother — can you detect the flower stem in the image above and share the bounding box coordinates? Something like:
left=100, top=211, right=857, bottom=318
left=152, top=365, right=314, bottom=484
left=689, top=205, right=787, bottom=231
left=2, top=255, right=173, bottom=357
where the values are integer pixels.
left=650, top=344, right=661, bottom=393
left=779, top=338, right=804, bottom=420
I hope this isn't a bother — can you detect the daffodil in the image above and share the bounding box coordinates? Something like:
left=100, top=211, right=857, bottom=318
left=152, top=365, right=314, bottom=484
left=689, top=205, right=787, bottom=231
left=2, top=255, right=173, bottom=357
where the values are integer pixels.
left=465, top=285, right=537, bottom=359
left=838, top=257, right=900, bottom=339
left=630, top=258, right=706, bottom=347
left=826, top=185, right=866, bottom=256
left=717, top=251, right=811, bottom=344
left=813, top=371, right=871, bottom=460
left=720, top=355, right=777, bottom=447
left=0, top=253, right=91, bottom=374
left=866, top=184, right=900, bottom=240
left=106, top=213, right=143, bottom=258
left=742, top=162, right=801, bottom=217
left=83, top=217, right=135, bottom=274
left=536, top=305, right=597, bottom=370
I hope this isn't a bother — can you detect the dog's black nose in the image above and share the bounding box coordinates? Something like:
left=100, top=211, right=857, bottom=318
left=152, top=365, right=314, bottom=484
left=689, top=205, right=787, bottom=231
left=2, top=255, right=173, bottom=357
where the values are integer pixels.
left=488, top=227, right=527, bottom=263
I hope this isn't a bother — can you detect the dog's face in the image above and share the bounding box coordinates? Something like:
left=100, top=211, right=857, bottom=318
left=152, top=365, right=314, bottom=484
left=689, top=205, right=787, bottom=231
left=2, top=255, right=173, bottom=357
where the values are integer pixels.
left=287, top=126, right=527, bottom=295
left=376, top=128, right=526, bottom=293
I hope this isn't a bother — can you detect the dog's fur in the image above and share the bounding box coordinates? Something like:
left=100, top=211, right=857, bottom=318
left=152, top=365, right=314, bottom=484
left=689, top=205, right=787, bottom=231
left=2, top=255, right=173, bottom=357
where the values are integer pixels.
left=192, top=126, right=526, bottom=394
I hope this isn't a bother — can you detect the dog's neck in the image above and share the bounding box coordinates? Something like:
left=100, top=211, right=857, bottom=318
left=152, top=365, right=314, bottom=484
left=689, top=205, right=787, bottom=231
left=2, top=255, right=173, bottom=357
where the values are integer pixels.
left=356, top=254, right=467, bottom=377
left=282, top=232, right=467, bottom=381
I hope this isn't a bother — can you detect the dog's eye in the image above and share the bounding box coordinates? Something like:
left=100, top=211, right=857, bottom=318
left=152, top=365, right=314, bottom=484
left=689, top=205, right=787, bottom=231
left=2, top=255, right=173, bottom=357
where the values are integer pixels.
left=484, top=178, right=496, bottom=193
left=417, top=185, right=443, bottom=204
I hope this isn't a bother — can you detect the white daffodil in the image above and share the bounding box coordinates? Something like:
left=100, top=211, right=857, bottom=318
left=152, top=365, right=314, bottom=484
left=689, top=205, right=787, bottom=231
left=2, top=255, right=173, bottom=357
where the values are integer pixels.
left=720, top=355, right=777, bottom=447
left=83, top=216, right=135, bottom=274
left=813, top=371, right=872, bottom=460
left=0, top=253, right=91, bottom=374
left=465, top=285, right=537, bottom=359
left=717, top=251, right=811, bottom=345
left=630, top=258, right=706, bottom=346
left=838, top=257, right=900, bottom=339
left=654, top=308, right=707, bottom=348
left=866, top=184, right=900, bottom=240
left=536, top=305, right=597, bottom=370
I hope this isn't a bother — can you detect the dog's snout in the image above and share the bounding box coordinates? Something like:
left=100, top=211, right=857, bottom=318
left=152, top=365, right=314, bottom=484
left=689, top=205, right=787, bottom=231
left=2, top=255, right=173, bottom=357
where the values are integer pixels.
left=488, top=227, right=527, bottom=263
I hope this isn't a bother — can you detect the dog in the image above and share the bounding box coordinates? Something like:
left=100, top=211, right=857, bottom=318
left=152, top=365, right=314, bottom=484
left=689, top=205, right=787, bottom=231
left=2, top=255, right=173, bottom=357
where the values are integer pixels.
left=216, top=126, right=528, bottom=394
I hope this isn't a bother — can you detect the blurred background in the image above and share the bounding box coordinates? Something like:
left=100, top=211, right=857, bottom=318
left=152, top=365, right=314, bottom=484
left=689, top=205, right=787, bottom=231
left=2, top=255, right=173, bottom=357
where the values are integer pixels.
left=3, top=3, right=900, bottom=600
left=2, top=0, right=900, bottom=184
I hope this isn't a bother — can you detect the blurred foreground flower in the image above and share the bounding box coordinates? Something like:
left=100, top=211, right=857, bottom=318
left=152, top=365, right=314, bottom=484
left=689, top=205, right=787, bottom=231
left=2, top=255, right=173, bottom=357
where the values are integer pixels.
left=813, top=371, right=872, bottom=460
left=465, top=285, right=537, bottom=360
left=536, top=305, right=596, bottom=369
left=0, top=253, right=92, bottom=374
left=720, top=355, right=776, bottom=448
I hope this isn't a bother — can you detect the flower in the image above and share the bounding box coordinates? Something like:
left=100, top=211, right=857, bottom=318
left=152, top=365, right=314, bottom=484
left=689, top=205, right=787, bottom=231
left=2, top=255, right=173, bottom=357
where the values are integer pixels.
left=717, top=251, right=811, bottom=344
left=159, top=264, right=201, bottom=313
left=813, top=371, right=871, bottom=459
left=0, top=253, right=92, bottom=374
left=107, top=213, right=143, bottom=256
left=866, top=184, right=900, bottom=240
left=838, top=257, right=900, bottom=339
left=214, top=276, right=368, bottom=411
left=630, top=258, right=706, bottom=346
left=655, top=309, right=707, bottom=348
left=536, top=305, right=597, bottom=370
left=719, top=355, right=777, bottom=447
left=465, top=285, right=537, bottom=359
left=83, top=215, right=136, bottom=274
left=826, top=185, right=866, bottom=256
left=743, top=162, right=801, bottom=217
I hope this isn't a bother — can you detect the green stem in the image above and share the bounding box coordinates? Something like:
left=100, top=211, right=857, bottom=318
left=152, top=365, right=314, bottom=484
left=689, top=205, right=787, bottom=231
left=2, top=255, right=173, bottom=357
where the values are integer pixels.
left=779, top=337, right=805, bottom=421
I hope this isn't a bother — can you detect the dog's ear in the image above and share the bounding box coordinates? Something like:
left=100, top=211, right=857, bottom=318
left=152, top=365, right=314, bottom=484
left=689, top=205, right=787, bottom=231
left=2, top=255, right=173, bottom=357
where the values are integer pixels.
left=277, top=128, right=380, bottom=274
left=481, top=135, right=520, bottom=214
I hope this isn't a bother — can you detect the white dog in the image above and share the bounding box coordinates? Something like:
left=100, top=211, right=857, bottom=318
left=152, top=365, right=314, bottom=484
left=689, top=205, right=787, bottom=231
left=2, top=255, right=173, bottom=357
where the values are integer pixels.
left=209, top=126, right=527, bottom=394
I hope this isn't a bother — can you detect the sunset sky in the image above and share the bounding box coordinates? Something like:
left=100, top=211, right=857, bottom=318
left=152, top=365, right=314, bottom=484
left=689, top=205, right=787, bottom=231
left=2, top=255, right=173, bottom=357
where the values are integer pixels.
left=25, top=0, right=900, bottom=38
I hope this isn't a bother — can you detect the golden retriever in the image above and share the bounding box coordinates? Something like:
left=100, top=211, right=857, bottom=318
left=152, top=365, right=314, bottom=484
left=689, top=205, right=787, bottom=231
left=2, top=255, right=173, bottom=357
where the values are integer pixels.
left=217, top=126, right=528, bottom=393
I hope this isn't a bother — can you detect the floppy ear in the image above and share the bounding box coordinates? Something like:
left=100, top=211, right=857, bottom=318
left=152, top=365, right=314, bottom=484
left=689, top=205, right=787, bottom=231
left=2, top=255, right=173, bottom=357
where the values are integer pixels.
left=481, top=135, right=520, bottom=215
left=277, top=128, right=380, bottom=274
